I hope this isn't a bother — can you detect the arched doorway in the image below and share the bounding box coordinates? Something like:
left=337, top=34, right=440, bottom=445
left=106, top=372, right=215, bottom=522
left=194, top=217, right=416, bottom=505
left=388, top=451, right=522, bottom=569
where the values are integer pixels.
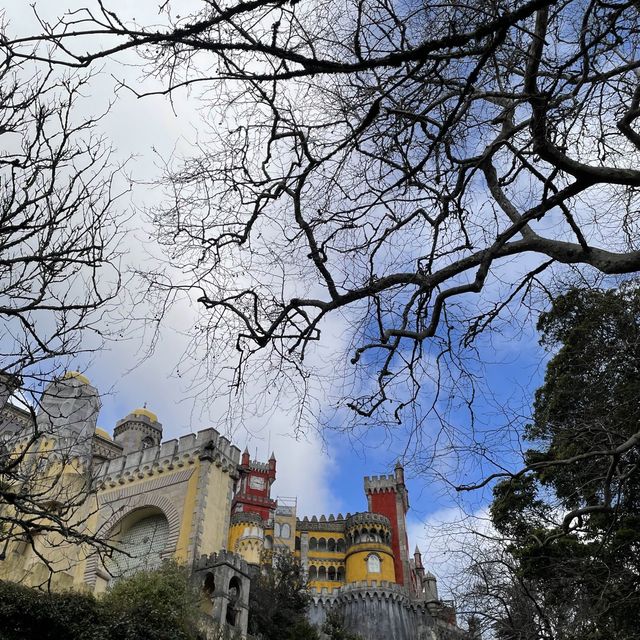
left=105, top=507, right=170, bottom=581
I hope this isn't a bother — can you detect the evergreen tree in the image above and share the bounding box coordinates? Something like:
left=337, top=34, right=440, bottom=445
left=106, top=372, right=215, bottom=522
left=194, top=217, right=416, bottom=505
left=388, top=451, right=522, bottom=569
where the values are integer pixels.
left=491, top=283, right=640, bottom=640
left=247, top=551, right=319, bottom=640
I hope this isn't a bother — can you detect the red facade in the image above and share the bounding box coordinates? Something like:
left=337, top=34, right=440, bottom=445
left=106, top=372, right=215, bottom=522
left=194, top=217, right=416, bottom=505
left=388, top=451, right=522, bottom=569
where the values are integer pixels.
left=231, top=450, right=277, bottom=520
left=369, top=489, right=406, bottom=586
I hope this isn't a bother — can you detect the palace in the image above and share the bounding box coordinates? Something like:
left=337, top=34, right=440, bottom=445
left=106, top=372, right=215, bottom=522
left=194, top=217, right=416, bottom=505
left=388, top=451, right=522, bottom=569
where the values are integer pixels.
left=0, top=373, right=467, bottom=640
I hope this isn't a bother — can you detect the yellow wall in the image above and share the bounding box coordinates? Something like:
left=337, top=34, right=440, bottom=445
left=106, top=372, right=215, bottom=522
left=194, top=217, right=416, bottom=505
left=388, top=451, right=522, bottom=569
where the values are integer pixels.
left=345, top=543, right=395, bottom=583
left=198, top=463, right=234, bottom=556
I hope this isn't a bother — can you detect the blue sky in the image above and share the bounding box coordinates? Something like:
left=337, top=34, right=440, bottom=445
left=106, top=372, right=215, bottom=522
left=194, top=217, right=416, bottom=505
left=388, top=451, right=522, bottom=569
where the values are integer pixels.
left=6, top=0, right=561, bottom=581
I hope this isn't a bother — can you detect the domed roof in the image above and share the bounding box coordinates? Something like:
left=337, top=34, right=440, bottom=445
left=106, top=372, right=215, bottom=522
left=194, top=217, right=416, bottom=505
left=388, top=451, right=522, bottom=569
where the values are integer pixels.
left=95, top=427, right=112, bottom=441
left=131, top=407, right=158, bottom=422
left=62, top=371, right=91, bottom=385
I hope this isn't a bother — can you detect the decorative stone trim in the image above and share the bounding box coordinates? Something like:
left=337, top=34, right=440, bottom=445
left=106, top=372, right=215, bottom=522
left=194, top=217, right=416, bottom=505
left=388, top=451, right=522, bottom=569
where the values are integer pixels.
left=83, top=493, right=181, bottom=586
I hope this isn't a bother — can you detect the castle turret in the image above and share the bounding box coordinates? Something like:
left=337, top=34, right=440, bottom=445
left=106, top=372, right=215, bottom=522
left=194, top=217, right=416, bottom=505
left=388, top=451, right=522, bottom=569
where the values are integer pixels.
left=36, top=371, right=101, bottom=459
left=231, top=452, right=277, bottom=521
left=227, top=511, right=266, bottom=566
left=113, top=407, right=162, bottom=455
left=344, top=512, right=395, bottom=584
left=364, top=463, right=411, bottom=589
left=0, top=371, right=20, bottom=414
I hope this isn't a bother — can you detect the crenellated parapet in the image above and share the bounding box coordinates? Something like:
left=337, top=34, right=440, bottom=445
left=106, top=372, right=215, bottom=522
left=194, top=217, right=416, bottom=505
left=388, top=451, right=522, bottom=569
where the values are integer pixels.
left=95, top=427, right=241, bottom=489
left=345, top=512, right=391, bottom=529
left=230, top=511, right=265, bottom=527
left=297, top=514, right=347, bottom=533
left=363, top=474, right=398, bottom=493
left=194, top=550, right=250, bottom=575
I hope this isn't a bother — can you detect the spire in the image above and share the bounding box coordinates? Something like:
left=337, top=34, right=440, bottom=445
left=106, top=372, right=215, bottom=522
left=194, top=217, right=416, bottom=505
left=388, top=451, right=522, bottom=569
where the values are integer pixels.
left=394, top=459, right=405, bottom=485
left=269, top=451, right=276, bottom=461
left=414, top=545, right=424, bottom=569
left=241, top=446, right=250, bottom=466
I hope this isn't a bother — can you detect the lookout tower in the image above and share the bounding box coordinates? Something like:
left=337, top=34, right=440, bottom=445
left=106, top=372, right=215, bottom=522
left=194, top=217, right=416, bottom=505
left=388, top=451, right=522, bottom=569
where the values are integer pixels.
left=364, top=462, right=411, bottom=589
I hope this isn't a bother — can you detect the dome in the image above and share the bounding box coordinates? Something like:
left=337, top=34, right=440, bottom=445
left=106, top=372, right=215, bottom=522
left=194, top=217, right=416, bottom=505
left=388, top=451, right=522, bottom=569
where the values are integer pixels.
left=62, top=371, right=91, bottom=385
left=95, top=427, right=112, bottom=441
left=131, top=407, right=158, bottom=422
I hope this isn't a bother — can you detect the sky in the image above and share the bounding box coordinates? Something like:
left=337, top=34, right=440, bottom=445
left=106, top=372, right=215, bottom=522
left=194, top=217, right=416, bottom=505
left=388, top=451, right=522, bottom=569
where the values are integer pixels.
left=3, top=0, right=553, bottom=590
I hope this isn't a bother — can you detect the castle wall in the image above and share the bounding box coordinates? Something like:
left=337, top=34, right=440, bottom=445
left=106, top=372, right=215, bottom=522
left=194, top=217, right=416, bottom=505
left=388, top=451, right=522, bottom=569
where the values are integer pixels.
left=309, top=581, right=467, bottom=640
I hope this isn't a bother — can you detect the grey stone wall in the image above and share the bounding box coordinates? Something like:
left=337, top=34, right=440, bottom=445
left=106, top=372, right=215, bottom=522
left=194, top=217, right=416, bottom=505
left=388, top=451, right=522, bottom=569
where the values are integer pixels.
left=308, top=582, right=468, bottom=640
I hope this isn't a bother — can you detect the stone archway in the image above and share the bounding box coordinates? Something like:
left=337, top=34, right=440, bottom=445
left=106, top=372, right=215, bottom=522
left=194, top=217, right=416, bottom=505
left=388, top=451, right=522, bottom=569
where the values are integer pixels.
left=83, top=494, right=181, bottom=587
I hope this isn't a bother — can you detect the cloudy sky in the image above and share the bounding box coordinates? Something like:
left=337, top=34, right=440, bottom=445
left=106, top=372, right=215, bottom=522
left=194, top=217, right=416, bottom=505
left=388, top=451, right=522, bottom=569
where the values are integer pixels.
left=5, top=0, right=550, bottom=587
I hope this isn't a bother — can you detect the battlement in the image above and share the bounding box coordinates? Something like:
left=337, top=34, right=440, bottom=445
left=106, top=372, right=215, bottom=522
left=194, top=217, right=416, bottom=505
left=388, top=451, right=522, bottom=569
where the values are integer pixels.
left=310, top=579, right=411, bottom=602
left=345, top=512, right=391, bottom=530
left=95, top=427, right=241, bottom=486
left=194, top=549, right=249, bottom=575
left=364, top=474, right=398, bottom=493
left=248, top=460, right=270, bottom=473
left=230, top=511, right=265, bottom=527
left=297, top=513, right=349, bottom=532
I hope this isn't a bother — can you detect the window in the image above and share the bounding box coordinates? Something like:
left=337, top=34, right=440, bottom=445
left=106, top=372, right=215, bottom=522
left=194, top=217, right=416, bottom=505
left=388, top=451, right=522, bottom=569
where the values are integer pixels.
left=318, top=537, right=327, bottom=551
left=336, top=539, right=345, bottom=553
left=328, top=566, right=336, bottom=581
left=309, top=566, right=318, bottom=580
left=203, top=573, right=215, bottom=598
left=318, top=566, right=327, bottom=580
left=367, top=554, right=381, bottom=573
left=280, top=523, right=291, bottom=539
left=274, top=523, right=281, bottom=537
left=328, top=538, right=336, bottom=552
left=309, top=537, right=318, bottom=550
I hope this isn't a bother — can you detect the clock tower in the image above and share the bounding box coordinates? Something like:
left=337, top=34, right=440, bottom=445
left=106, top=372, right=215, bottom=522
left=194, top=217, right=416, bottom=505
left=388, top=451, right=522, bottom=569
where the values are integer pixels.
left=231, top=449, right=277, bottom=520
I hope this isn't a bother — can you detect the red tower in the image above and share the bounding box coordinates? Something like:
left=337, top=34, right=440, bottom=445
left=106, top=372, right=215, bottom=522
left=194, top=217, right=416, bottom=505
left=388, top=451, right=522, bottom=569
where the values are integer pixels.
left=364, top=462, right=411, bottom=589
left=231, top=449, right=277, bottom=520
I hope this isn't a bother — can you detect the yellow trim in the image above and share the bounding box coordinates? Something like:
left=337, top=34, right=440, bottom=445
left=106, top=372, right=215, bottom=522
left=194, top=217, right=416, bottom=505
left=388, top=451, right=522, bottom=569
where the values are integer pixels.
left=62, top=371, right=90, bottom=385
left=94, top=428, right=112, bottom=441
left=131, top=407, right=158, bottom=422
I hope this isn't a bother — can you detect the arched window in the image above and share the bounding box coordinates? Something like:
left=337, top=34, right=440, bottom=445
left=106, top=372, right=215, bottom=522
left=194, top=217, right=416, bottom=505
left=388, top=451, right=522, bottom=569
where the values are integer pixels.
left=295, top=536, right=301, bottom=551
left=336, top=539, right=345, bottom=553
left=318, top=566, right=327, bottom=580
left=227, top=577, right=242, bottom=627
left=328, top=538, right=336, bottom=552
left=203, top=572, right=215, bottom=598
left=337, top=567, right=345, bottom=582
left=141, top=436, right=155, bottom=449
left=264, top=535, right=273, bottom=550
left=309, top=565, right=318, bottom=580
left=273, top=523, right=281, bottom=537
left=106, top=509, right=169, bottom=581
left=309, top=537, right=317, bottom=550
left=328, top=566, right=336, bottom=581
left=280, top=523, right=291, bottom=539
left=367, top=554, right=381, bottom=573
left=318, top=537, right=327, bottom=551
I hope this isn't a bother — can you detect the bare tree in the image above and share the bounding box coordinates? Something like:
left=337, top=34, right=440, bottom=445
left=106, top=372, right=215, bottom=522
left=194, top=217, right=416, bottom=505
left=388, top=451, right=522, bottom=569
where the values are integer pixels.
left=0, top=13, right=128, bottom=583
left=7, top=0, right=640, bottom=446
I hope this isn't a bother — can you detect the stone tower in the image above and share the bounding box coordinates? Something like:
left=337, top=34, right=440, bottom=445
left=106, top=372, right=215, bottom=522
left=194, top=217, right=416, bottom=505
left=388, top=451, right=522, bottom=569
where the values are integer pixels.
left=113, top=407, right=162, bottom=454
left=364, top=462, right=411, bottom=590
left=36, top=371, right=101, bottom=459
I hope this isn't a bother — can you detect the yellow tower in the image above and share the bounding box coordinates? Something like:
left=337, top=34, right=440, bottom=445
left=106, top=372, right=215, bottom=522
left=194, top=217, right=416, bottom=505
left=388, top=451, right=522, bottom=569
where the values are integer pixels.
left=227, top=512, right=265, bottom=566
left=344, top=513, right=395, bottom=583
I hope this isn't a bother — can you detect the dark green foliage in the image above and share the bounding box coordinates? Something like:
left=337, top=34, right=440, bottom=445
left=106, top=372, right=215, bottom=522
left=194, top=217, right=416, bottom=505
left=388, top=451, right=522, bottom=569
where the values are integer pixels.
left=0, top=562, right=203, bottom=640
left=0, top=579, right=106, bottom=640
left=248, top=551, right=319, bottom=640
left=491, top=284, right=640, bottom=640
left=102, top=562, right=202, bottom=640
left=322, top=610, right=363, bottom=640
